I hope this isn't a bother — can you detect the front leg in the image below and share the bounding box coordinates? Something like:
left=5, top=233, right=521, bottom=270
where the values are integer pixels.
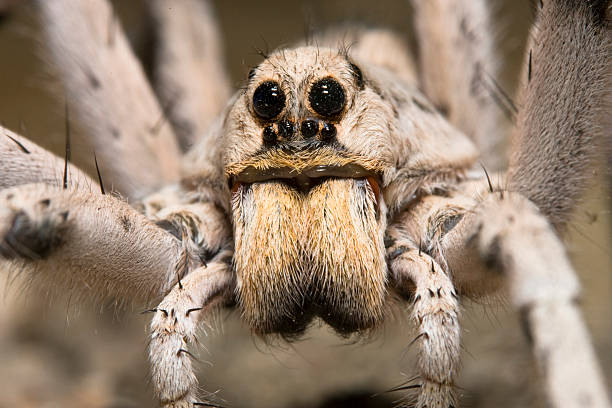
left=386, top=235, right=461, bottom=408
left=149, top=258, right=234, bottom=408
left=0, top=172, right=232, bottom=303
left=408, top=189, right=611, bottom=408
left=452, top=193, right=611, bottom=408
left=0, top=183, right=182, bottom=303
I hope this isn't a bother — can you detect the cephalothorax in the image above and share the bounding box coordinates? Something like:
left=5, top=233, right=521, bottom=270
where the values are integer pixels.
left=0, top=1, right=610, bottom=408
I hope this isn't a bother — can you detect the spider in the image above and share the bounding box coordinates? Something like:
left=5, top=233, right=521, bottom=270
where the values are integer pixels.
left=0, top=0, right=610, bottom=407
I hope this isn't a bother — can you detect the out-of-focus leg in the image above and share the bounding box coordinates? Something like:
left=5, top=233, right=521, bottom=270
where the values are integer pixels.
left=508, top=0, right=611, bottom=230
left=0, top=125, right=95, bottom=191
left=458, top=193, right=610, bottom=408
left=34, top=0, right=182, bottom=200
left=412, top=0, right=507, bottom=170
left=150, top=0, right=231, bottom=152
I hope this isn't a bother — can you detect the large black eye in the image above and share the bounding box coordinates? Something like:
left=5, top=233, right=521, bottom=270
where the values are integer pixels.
left=253, top=81, right=285, bottom=120
left=309, top=77, right=346, bottom=117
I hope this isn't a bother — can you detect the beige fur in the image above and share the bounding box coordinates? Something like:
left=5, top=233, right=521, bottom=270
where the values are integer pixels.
left=233, top=178, right=387, bottom=335
left=508, top=0, right=611, bottom=230
left=0, top=183, right=181, bottom=303
left=150, top=0, right=231, bottom=152
left=35, top=0, right=181, bottom=199
left=0, top=0, right=610, bottom=407
left=232, top=181, right=305, bottom=334
left=412, top=0, right=506, bottom=170
left=0, top=126, right=95, bottom=191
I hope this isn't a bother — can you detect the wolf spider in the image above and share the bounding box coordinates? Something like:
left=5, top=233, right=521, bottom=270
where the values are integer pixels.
left=0, top=0, right=610, bottom=407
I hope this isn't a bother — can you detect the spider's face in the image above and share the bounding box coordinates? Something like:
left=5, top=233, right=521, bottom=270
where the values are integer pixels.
left=224, top=46, right=396, bottom=181
left=223, top=47, right=396, bottom=336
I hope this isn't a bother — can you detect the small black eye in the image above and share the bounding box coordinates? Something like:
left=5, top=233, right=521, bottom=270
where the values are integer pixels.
left=320, top=123, right=337, bottom=141
left=253, top=81, right=285, bottom=120
left=300, top=119, right=319, bottom=138
left=277, top=119, right=295, bottom=139
left=309, top=77, right=346, bottom=117
left=262, top=126, right=277, bottom=144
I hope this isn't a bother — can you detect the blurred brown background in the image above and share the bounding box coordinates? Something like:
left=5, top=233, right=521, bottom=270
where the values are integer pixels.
left=0, top=1, right=610, bottom=407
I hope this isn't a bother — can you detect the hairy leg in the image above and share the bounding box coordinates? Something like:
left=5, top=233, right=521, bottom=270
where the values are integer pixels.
left=0, top=125, right=94, bottom=190
left=149, top=259, right=233, bottom=408
left=34, top=0, right=181, bottom=199
left=1, top=116, right=234, bottom=300
left=412, top=0, right=506, bottom=169
left=406, top=186, right=611, bottom=408
left=0, top=183, right=232, bottom=303
left=149, top=0, right=231, bottom=152
left=0, top=184, right=182, bottom=303
left=386, top=232, right=461, bottom=407
left=508, top=0, right=611, bottom=230
left=458, top=192, right=609, bottom=408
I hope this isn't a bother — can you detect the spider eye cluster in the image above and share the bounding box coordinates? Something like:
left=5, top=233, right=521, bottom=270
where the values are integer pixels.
left=309, top=77, right=345, bottom=117
left=250, top=76, right=346, bottom=145
left=253, top=81, right=285, bottom=120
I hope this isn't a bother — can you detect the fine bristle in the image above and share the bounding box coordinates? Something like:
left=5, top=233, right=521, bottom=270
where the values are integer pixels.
left=232, top=178, right=387, bottom=335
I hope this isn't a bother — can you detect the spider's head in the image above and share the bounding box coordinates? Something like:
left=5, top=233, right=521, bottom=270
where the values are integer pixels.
left=221, top=46, right=476, bottom=337
left=222, top=46, right=397, bottom=337
left=225, top=46, right=396, bottom=193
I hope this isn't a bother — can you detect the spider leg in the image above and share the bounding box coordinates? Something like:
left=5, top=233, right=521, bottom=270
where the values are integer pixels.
left=142, top=186, right=233, bottom=269
left=386, top=237, right=461, bottom=408
left=460, top=192, right=610, bottom=408
left=412, top=0, right=506, bottom=170
left=508, top=0, right=611, bottom=231
left=401, top=186, right=611, bottom=408
left=0, top=150, right=232, bottom=305
left=0, top=181, right=233, bottom=305
left=0, top=182, right=190, bottom=303
left=33, top=0, right=181, bottom=199
left=149, top=0, right=231, bottom=152
left=149, top=260, right=233, bottom=408
left=0, top=126, right=94, bottom=190
left=1, top=120, right=234, bottom=407
left=138, top=169, right=233, bottom=408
